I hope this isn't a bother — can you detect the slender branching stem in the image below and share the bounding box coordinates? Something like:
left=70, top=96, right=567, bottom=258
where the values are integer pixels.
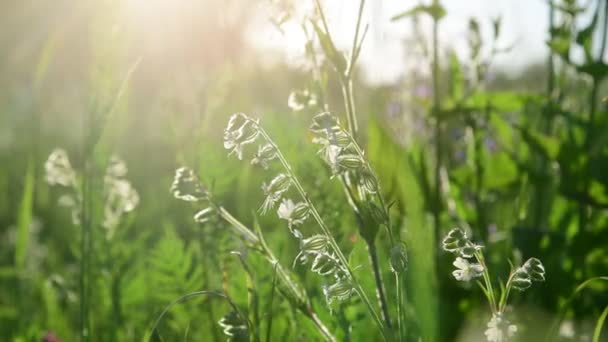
left=474, top=251, right=497, bottom=313
left=431, top=0, right=443, bottom=251
left=395, top=273, right=404, bottom=341
left=250, top=121, right=388, bottom=340
left=367, top=241, right=392, bottom=328
left=214, top=204, right=336, bottom=341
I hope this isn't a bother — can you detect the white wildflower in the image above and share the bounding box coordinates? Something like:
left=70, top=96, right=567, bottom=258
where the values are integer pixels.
left=45, top=149, right=76, bottom=187
left=452, top=257, right=484, bottom=281
left=287, top=89, right=317, bottom=111
left=485, top=313, right=517, bottom=342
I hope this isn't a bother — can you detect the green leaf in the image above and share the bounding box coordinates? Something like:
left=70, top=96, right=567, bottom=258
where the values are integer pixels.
left=391, top=3, right=446, bottom=22
left=577, top=62, right=608, bottom=80
left=575, top=9, right=598, bottom=63
left=593, top=305, right=608, bottom=342
left=311, top=21, right=347, bottom=75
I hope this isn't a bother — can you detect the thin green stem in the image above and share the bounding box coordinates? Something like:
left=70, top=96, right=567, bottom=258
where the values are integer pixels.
left=395, top=274, right=404, bottom=342
left=215, top=204, right=336, bottom=341
left=498, top=271, right=516, bottom=313
left=431, top=0, right=443, bottom=250
left=475, top=251, right=497, bottom=313
left=348, top=0, right=366, bottom=77
left=252, top=122, right=388, bottom=340
left=340, top=79, right=359, bottom=140
left=367, top=241, right=392, bottom=328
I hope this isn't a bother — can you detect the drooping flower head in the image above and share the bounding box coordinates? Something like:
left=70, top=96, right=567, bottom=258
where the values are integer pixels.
left=224, top=113, right=260, bottom=160
left=171, top=167, right=208, bottom=202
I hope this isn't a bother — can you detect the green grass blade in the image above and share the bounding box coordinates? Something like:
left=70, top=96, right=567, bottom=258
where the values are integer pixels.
left=592, top=305, right=608, bottom=342
left=15, top=160, right=35, bottom=271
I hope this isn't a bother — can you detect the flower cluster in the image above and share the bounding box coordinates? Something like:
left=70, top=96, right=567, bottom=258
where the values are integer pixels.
left=310, top=112, right=381, bottom=203
left=44, top=150, right=139, bottom=239
left=102, top=156, right=140, bottom=238
left=288, top=89, right=318, bottom=112
left=224, top=113, right=354, bottom=305
left=442, top=228, right=484, bottom=281
left=45, top=149, right=76, bottom=187
left=442, top=227, right=546, bottom=342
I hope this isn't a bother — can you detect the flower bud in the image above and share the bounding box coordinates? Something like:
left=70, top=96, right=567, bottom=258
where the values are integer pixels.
left=266, top=173, right=291, bottom=194
left=442, top=228, right=468, bottom=253
left=311, top=253, right=340, bottom=276
left=390, top=243, right=408, bottom=273
left=251, top=143, right=276, bottom=169
left=523, top=257, right=545, bottom=282
left=301, top=235, right=329, bottom=254
left=323, top=280, right=355, bottom=304
left=336, top=154, right=364, bottom=171
left=511, top=268, right=532, bottom=291
left=217, top=310, right=248, bottom=338
left=171, top=167, right=208, bottom=202
left=360, top=170, right=378, bottom=194
left=459, top=243, right=482, bottom=258
left=194, top=207, right=215, bottom=223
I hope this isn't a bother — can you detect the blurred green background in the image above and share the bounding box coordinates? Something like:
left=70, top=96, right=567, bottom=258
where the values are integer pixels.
left=1, top=0, right=607, bottom=341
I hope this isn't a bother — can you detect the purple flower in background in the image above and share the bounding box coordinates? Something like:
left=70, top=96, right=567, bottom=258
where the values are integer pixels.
left=485, top=136, right=499, bottom=153
left=42, top=332, right=62, bottom=342
left=414, top=84, right=432, bottom=99
left=386, top=101, right=402, bottom=118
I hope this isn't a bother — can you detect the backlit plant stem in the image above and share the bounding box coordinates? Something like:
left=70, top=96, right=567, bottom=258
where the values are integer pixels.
left=474, top=251, right=497, bottom=313
left=250, top=120, right=388, bottom=341
left=431, top=0, right=443, bottom=247
left=213, top=204, right=336, bottom=342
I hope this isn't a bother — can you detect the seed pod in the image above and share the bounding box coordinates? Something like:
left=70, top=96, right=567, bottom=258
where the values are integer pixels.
left=310, top=112, right=339, bottom=133
left=266, top=173, right=291, bottom=194
left=217, top=310, right=248, bottom=339
left=336, top=154, right=364, bottom=171
left=194, top=207, right=215, bottom=223
left=390, top=243, right=408, bottom=273
left=523, top=257, right=545, bottom=282
left=251, top=143, right=276, bottom=169
left=442, top=228, right=468, bottom=253
left=311, top=253, right=340, bottom=276
left=323, top=280, right=355, bottom=304
left=301, top=234, right=329, bottom=254
left=360, top=170, right=379, bottom=194
left=171, top=167, right=208, bottom=202
left=511, top=268, right=532, bottom=291
left=327, top=129, right=351, bottom=148
left=291, top=202, right=309, bottom=223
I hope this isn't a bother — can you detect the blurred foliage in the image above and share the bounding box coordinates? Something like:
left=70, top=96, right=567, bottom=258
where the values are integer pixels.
left=1, top=0, right=608, bottom=341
